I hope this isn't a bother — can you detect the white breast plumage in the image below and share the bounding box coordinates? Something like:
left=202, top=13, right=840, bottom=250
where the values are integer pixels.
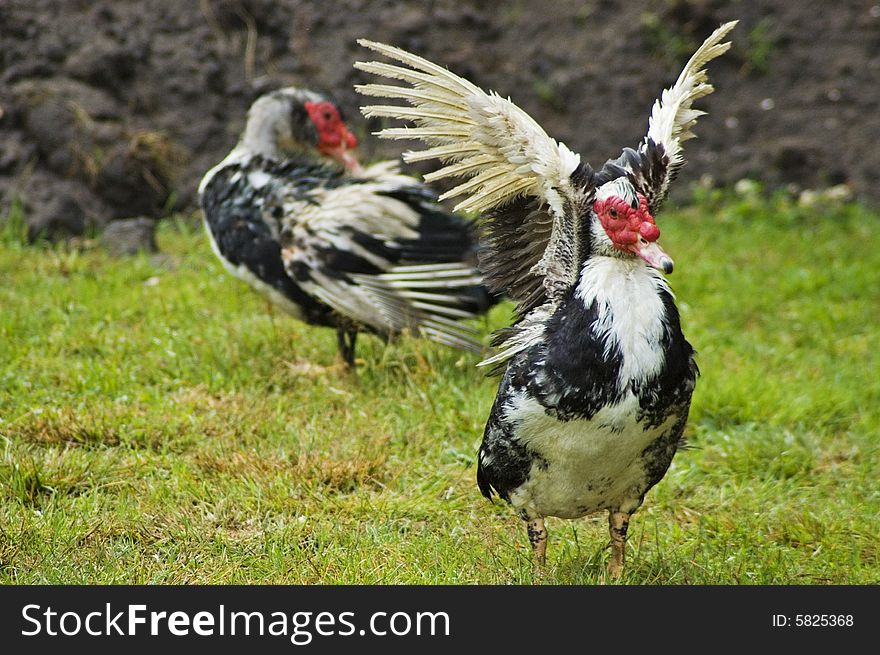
left=504, top=390, right=678, bottom=519
left=575, top=256, right=670, bottom=389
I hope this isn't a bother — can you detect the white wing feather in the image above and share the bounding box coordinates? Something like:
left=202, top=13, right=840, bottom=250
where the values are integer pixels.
left=355, top=40, right=581, bottom=219
left=643, top=21, right=738, bottom=168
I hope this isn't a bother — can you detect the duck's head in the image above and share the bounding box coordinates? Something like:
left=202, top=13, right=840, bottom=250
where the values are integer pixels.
left=239, top=87, right=361, bottom=171
left=591, top=177, right=673, bottom=274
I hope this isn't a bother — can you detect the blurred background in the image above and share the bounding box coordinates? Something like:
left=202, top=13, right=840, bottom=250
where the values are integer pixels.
left=1, top=0, right=877, bottom=246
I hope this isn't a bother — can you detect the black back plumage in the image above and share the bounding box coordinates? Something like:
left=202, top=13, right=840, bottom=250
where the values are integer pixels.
left=200, top=160, right=333, bottom=326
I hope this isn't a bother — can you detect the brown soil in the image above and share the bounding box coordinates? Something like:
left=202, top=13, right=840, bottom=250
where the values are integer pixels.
left=2, top=0, right=878, bottom=239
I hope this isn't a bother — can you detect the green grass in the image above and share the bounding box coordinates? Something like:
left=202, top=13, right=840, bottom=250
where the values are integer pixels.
left=1, top=188, right=878, bottom=584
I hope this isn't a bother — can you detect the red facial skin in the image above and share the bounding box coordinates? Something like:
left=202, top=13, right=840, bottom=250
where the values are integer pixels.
left=304, top=100, right=361, bottom=171
left=593, top=193, right=674, bottom=273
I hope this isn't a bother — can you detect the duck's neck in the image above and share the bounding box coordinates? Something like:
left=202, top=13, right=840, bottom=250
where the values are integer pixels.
left=235, top=116, right=285, bottom=161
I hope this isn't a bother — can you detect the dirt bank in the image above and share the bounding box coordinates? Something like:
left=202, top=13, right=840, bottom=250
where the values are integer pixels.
left=2, top=0, right=878, bottom=239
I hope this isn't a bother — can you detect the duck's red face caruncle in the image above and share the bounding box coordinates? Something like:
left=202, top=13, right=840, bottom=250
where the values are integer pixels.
left=593, top=193, right=674, bottom=274
left=304, top=101, right=360, bottom=171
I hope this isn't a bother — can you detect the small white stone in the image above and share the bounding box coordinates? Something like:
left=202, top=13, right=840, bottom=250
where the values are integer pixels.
left=734, top=179, right=760, bottom=196
left=760, top=98, right=775, bottom=111
left=827, top=88, right=842, bottom=102
left=724, top=116, right=739, bottom=129
left=825, top=184, right=853, bottom=202
left=798, top=189, right=818, bottom=207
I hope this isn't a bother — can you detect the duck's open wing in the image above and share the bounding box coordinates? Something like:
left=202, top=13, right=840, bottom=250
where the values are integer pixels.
left=356, top=40, right=595, bottom=369
left=609, top=21, right=737, bottom=212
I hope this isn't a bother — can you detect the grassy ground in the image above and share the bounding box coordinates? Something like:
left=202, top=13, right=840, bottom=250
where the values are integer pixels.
left=1, top=188, right=878, bottom=584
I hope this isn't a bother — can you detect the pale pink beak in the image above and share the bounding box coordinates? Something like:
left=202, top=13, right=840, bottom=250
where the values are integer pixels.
left=330, top=145, right=363, bottom=174
left=326, top=132, right=363, bottom=174
left=636, top=239, right=674, bottom=274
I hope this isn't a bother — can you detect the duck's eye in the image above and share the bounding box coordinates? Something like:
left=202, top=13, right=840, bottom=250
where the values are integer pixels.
left=323, top=111, right=333, bottom=121
left=609, top=208, right=618, bottom=218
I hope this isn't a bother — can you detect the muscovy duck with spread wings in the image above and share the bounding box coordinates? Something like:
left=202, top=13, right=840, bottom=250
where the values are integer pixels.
left=356, top=21, right=736, bottom=574
left=199, top=87, right=494, bottom=366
